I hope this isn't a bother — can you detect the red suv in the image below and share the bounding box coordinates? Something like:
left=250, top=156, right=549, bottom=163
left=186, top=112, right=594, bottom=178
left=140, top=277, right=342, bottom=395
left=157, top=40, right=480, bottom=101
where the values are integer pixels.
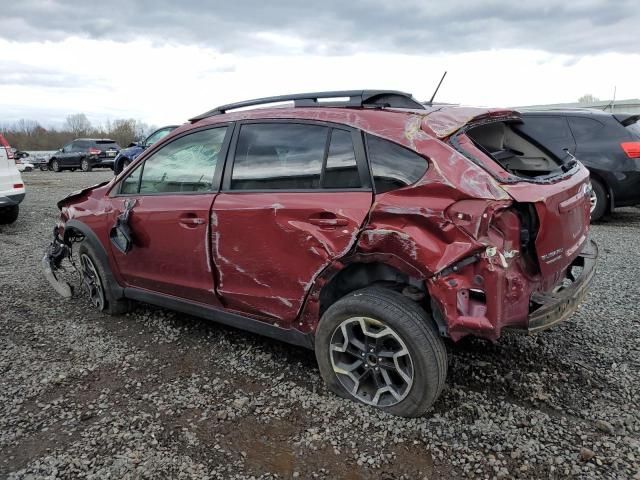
left=43, top=91, right=597, bottom=417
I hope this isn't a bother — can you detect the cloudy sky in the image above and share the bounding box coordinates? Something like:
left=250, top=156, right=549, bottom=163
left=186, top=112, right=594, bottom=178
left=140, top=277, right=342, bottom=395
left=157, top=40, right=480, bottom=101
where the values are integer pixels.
left=1, top=0, right=639, bottom=128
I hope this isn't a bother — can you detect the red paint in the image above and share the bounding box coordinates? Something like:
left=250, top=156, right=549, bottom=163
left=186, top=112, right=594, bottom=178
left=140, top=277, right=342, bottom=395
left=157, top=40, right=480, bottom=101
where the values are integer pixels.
left=54, top=104, right=595, bottom=343
left=108, top=194, right=220, bottom=305
left=211, top=191, right=371, bottom=323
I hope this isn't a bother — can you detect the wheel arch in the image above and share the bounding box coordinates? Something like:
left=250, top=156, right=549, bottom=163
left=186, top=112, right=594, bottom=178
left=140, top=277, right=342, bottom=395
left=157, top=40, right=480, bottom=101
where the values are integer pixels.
left=299, top=257, right=431, bottom=333
left=588, top=169, right=615, bottom=212
left=64, top=219, right=125, bottom=299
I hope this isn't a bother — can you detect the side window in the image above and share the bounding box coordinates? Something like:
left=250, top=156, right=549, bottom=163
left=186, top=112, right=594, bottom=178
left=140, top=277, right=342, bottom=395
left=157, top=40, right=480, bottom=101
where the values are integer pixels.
left=365, top=134, right=428, bottom=193
left=120, top=127, right=227, bottom=194
left=62, top=143, right=72, bottom=153
left=77, top=141, right=90, bottom=152
left=568, top=117, right=604, bottom=142
left=323, top=129, right=360, bottom=188
left=120, top=164, right=142, bottom=194
left=145, top=128, right=173, bottom=147
left=231, top=123, right=327, bottom=190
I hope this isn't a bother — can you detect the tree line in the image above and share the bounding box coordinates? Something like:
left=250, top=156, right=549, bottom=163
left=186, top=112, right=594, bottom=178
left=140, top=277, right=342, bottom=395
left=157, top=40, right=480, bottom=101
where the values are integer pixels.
left=0, top=114, right=154, bottom=151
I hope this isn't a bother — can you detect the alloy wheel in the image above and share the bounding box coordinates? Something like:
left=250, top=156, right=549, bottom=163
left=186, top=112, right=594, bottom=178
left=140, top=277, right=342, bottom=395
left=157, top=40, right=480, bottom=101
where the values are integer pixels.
left=330, top=316, right=414, bottom=407
left=80, top=253, right=105, bottom=310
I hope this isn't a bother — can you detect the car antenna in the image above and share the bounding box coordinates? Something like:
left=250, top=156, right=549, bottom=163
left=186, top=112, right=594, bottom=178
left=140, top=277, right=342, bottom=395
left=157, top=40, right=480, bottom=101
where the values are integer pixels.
left=427, top=71, right=447, bottom=106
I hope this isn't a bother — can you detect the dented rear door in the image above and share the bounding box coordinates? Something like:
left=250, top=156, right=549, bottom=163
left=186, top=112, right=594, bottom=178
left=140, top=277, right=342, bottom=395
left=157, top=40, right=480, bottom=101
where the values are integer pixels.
left=212, top=121, right=372, bottom=325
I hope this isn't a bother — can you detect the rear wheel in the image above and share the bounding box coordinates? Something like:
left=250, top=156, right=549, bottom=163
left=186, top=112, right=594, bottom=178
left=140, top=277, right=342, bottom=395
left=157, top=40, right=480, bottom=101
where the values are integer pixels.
left=50, top=159, right=61, bottom=172
left=590, top=178, right=607, bottom=222
left=40, top=164, right=48, bottom=171
left=78, top=242, right=131, bottom=315
left=315, top=287, right=447, bottom=417
left=0, top=205, right=19, bottom=225
left=81, top=159, right=92, bottom=172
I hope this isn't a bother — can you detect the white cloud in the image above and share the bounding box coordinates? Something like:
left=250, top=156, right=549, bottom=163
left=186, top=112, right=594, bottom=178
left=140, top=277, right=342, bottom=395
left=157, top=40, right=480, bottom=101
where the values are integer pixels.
left=1, top=37, right=638, bottom=128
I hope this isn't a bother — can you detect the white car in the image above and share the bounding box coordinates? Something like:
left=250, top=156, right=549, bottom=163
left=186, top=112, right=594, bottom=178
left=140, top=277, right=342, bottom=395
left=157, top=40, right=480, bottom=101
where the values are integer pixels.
left=0, top=134, right=25, bottom=224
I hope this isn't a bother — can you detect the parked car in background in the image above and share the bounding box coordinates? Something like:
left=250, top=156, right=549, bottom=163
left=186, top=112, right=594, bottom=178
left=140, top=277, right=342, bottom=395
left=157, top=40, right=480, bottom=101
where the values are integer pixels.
left=518, top=109, right=640, bottom=221
left=113, top=126, right=178, bottom=174
left=0, top=134, right=25, bottom=224
left=44, top=90, right=596, bottom=417
left=49, top=139, right=120, bottom=172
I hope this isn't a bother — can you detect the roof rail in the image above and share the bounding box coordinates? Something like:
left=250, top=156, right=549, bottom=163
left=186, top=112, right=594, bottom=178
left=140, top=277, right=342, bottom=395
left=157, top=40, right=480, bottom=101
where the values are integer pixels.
left=189, top=90, right=425, bottom=122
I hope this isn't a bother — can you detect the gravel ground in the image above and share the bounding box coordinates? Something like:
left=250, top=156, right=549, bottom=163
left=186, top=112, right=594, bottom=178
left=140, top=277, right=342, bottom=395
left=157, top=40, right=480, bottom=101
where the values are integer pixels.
left=1, top=170, right=639, bottom=479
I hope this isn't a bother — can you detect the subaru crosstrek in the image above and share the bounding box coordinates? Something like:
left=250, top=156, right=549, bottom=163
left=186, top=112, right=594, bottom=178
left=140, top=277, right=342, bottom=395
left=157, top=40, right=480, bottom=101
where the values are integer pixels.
left=43, top=90, right=597, bottom=417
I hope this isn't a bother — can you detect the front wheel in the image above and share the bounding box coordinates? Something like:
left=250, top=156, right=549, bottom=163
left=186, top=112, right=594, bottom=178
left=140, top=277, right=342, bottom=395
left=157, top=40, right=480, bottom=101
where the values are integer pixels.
left=315, top=287, right=447, bottom=417
left=77, top=243, right=131, bottom=315
left=80, top=159, right=92, bottom=172
left=50, top=159, right=61, bottom=172
left=40, top=164, right=48, bottom=171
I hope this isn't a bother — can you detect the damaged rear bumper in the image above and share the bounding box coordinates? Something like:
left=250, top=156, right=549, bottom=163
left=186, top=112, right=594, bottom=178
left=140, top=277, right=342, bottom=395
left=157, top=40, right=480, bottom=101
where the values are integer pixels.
left=516, top=238, right=598, bottom=334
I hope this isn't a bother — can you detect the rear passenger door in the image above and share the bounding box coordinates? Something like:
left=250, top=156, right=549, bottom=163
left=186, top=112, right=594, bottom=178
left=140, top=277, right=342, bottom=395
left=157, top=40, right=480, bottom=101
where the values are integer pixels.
left=211, top=121, right=373, bottom=325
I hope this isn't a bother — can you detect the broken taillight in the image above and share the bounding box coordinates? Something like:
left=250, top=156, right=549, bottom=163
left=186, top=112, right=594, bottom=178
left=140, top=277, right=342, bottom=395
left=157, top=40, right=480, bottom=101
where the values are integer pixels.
left=621, top=142, right=640, bottom=159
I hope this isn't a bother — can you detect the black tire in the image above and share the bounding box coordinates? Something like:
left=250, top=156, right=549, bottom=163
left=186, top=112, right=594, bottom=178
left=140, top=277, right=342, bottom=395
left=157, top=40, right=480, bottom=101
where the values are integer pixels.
left=40, top=164, right=48, bottom=171
left=77, top=242, right=131, bottom=315
left=80, top=159, right=92, bottom=172
left=50, top=159, right=61, bottom=172
left=0, top=205, right=19, bottom=225
left=590, top=178, right=608, bottom=222
left=315, top=287, right=447, bottom=417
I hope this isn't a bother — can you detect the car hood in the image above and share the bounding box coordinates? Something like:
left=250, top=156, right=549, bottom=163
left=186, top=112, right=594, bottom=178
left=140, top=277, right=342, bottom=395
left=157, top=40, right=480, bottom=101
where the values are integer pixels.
left=119, top=145, right=144, bottom=157
left=57, top=181, right=109, bottom=209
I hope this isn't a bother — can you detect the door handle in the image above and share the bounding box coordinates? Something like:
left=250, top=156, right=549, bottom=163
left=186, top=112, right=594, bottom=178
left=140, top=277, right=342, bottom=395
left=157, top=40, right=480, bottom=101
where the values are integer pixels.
left=308, top=216, right=349, bottom=227
left=179, top=214, right=206, bottom=227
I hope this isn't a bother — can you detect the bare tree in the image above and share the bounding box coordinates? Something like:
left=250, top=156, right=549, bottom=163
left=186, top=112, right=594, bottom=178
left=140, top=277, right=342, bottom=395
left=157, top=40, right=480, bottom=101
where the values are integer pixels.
left=64, top=113, right=92, bottom=137
left=578, top=94, right=600, bottom=105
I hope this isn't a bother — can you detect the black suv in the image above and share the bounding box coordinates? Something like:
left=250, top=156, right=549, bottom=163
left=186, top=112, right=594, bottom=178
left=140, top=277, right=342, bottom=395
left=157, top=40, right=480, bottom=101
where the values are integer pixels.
left=49, top=139, right=121, bottom=172
left=518, top=110, right=640, bottom=221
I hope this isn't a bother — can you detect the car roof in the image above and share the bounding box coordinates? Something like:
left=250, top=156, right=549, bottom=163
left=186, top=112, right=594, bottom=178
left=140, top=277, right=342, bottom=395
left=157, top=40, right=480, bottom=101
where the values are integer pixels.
left=189, top=103, right=519, bottom=141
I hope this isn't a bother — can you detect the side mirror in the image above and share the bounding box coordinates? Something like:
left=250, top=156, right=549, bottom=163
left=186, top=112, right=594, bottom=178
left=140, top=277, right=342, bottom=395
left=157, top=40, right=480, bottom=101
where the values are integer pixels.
left=127, top=142, right=139, bottom=148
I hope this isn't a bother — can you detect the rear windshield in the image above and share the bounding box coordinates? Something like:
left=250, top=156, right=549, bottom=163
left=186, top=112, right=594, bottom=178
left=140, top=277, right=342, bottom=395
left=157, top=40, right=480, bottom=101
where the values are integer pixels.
left=465, top=120, right=565, bottom=180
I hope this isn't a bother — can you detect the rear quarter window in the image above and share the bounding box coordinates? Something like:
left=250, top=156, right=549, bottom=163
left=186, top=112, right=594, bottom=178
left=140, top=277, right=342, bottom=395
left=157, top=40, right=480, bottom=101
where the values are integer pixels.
left=626, top=121, right=640, bottom=139
left=567, top=117, right=605, bottom=142
left=365, top=134, right=428, bottom=193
